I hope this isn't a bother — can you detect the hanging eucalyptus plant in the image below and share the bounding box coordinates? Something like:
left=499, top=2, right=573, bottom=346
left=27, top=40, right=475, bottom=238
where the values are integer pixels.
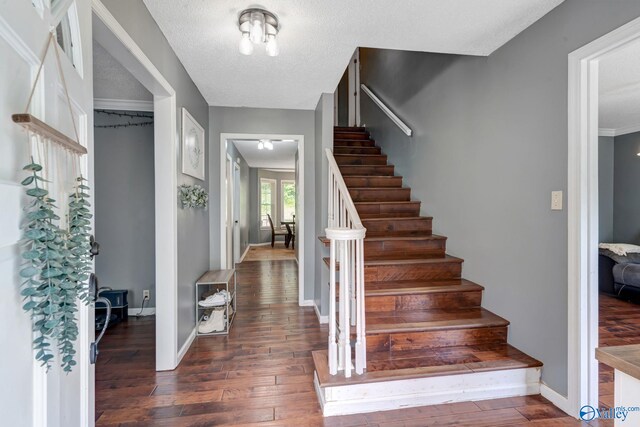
left=20, top=159, right=92, bottom=372
left=57, top=178, right=92, bottom=372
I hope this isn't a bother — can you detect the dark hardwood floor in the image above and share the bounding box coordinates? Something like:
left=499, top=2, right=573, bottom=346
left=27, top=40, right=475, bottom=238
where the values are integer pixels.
left=598, top=294, right=640, bottom=412
left=95, top=259, right=591, bottom=426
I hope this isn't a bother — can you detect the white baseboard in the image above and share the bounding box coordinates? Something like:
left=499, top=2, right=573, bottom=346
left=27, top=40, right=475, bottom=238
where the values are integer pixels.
left=128, top=307, right=156, bottom=316
left=315, top=367, right=541, bottom=417
left=300, top=299, right=314, bottom=307
left=540, top=383, right=574, bottom=418
left=176, top=327, right=196, bottom=366
left=314, top=302, right=329, bottom=324
left=238, top=245, right=251, bottom=263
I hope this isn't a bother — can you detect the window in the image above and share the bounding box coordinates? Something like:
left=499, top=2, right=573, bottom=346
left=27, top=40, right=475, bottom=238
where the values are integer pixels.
left=260, top=178, right=276, bottom=229
left=281, top=180, right=296, bottom=222
left=52, top=1, right=83, bottom=74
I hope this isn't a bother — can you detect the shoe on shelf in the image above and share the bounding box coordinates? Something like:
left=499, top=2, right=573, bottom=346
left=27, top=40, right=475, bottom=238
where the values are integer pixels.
left=198, top=309, right=225, bottom=334
left=218, top=290, right=231, bottom=302
left=198, top=293, right=226, bottom=307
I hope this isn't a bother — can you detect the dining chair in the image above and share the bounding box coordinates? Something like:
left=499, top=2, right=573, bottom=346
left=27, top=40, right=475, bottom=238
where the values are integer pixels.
left=267, top=214, right=288, bottom=248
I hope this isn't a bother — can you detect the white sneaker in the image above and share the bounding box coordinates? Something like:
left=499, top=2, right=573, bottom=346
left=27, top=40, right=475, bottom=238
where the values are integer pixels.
left=198, top=310, right=225, bottom=333
left=218, top=290, right=231, bottom=302
left=198, top=293, right=226, bottom=307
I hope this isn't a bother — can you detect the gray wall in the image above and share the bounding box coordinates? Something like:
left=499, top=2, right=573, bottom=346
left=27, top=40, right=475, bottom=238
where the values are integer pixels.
left=360, top=0, right=640, bottom=396
left=599, top=136, right=614, bottom=242
left=103, top=0, right=210, bottom=350
left=248, top=169, right=296, bottom=244
left=314, top=94, right=334, bottom=315
left=94, top=111, right=155, bottom=308
left=613, top=132, right=640, bottom=244
left=226, top=142, right=250, bottom=256
left=209, top=106, right=315, bottom=301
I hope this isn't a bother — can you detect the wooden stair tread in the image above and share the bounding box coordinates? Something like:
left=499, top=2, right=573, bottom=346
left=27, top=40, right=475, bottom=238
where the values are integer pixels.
left=366, top=308, right=509, bottom=334
left=355, top=201, right=418, bottom=206
left=334, top=126, right=366, bottom=131
left=348, top=186, right=409, bottom=190
left=323, top=254, right=463, bottom=268
left=365, top=280, right=484, bottom=296
left=344, top=175, right=402, bottom=179
left=318, top=234, right=446, bottom=245
left=313, top=343, right=541, bottom=387
left=362, top=216, right=431, bottom=222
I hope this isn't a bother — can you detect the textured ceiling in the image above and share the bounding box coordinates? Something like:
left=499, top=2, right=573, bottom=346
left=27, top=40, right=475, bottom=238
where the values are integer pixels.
left=232, top=139, right=298, bottom=169
left=93, top=40, right=152, bottom=101
left=143, top=0, right=564, bottom=110
left=599, top=40, right=640, bottom=132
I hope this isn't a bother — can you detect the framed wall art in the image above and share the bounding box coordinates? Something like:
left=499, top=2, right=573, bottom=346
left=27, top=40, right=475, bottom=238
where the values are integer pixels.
left=181, top=108, right=205, bottom=180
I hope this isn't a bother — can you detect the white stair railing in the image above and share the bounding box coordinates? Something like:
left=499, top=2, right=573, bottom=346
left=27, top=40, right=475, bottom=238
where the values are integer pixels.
left=325, top=148, right=366, bottom=377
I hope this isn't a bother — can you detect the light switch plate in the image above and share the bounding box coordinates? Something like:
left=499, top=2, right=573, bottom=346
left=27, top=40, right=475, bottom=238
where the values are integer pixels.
left=551, top=191, right=563, bottom=210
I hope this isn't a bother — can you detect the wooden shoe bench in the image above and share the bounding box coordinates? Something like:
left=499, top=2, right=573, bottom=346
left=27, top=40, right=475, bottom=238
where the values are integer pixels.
left=195, top=269, right=237, bottom=336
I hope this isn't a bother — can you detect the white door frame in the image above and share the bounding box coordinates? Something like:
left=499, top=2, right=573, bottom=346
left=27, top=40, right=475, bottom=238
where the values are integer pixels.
left=233, top=161, right=241, bottom=263
left=220, top=133, right=306, bottom=305
left=567, top=15, right=640, bottom=417
left=92, top=0, right=179, bottom=372
left=225, top=153, right=234, bottom=268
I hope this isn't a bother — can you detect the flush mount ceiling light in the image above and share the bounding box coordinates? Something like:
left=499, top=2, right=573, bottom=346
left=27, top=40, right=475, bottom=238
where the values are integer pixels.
left=257, top=139, right=274, bottom=150
left=238, top=8, right=279, bottom=56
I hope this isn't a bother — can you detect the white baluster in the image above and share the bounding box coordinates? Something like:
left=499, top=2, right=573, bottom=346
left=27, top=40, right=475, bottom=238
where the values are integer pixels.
left=355, top=235, right=366, bottom=374
left=350, top=239, right=356, bottom=326
left=328, top=237, right=337, bottom=375
left=342, top=237, right=351, bottom=378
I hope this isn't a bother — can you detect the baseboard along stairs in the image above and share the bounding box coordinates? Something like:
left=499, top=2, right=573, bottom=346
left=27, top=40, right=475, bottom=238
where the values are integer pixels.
left=314, top=126, right=542, bottom=416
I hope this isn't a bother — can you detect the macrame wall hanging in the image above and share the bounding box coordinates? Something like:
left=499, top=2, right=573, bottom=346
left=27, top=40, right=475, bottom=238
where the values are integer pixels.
left=13, top=31, right=92, bottom=373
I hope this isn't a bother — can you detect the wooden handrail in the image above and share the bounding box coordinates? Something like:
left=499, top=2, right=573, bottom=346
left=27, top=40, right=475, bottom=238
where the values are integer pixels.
left=360, top=84, right=412, bottom=137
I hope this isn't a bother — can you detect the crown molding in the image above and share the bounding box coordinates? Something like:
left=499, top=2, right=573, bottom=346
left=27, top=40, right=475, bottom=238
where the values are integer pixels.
left=599, top=122, right=640, bottom=137
left=94, top=97, right=153, bottom=112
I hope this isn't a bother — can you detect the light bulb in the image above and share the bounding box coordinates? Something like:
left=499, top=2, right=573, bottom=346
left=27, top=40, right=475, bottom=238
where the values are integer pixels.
left=239, top=32, right=253, bottom=55
left=257, top=141, right=264, bottom=150
left=265, top=34, right=279, bottom=57
left=264, top=141, right=274, bottom=150
left=249, top=11, right=265, bottom=44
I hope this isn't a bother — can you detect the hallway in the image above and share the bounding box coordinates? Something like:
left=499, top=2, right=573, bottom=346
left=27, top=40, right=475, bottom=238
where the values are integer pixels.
left=96, top=258, right=583, bottom=426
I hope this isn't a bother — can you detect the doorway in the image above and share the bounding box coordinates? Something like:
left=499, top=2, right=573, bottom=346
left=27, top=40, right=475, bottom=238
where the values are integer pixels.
left=219, top=133, right=305, bottom=304
left=92, top=0, right=178, bottom=375
left=568, top=14, right=640, bottom=415
left=92, top=26, right=158, bottom=420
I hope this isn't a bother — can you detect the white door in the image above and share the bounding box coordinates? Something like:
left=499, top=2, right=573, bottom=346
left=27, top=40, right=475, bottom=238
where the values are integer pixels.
left=233, top=163, right=241, bottom=263
left=0, top=1, right=94, bottom=426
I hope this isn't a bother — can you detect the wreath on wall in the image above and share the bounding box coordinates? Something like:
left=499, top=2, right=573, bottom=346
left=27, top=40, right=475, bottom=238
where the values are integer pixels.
left=178, top=184, right=208, bottom=210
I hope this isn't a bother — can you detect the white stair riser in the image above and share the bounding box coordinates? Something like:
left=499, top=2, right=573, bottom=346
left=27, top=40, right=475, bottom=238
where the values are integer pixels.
left=315, top=368, right=541, bottom=417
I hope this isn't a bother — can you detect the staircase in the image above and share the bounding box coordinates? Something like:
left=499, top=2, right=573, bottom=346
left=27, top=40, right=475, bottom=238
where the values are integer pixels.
left=313, top=126, right=542, bottom=416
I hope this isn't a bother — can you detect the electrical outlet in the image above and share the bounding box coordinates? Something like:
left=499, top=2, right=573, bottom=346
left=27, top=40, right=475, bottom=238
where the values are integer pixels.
left=143, top=289, right=150, bottom=300
left=551, top=191, right=563, bottom=211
